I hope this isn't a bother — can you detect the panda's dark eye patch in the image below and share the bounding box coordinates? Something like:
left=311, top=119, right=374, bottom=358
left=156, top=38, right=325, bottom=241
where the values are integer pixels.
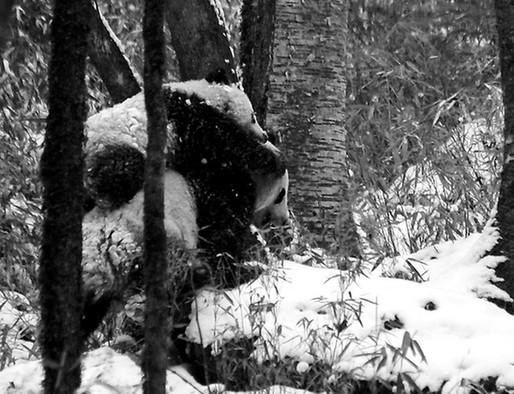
left=274, top=188, right=286, bottom=204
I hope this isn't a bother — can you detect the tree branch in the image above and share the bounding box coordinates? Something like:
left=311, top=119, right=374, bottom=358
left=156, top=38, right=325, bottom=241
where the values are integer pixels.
left=87, top=0, right=141, bottom=103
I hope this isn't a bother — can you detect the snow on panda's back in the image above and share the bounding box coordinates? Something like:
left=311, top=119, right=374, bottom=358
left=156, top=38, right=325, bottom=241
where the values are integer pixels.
left=168, top=79, right=266, bottom=142
left=84, top=79, right=264, bottom=158
left=85, top=93, right=148, bottom=155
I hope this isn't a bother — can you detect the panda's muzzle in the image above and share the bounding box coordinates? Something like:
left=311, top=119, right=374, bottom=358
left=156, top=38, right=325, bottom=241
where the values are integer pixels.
left=252, top=169, right=290, bottom=230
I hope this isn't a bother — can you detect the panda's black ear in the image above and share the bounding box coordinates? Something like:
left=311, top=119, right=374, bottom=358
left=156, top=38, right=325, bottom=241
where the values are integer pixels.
left=205, top=68, right=230, bottom=85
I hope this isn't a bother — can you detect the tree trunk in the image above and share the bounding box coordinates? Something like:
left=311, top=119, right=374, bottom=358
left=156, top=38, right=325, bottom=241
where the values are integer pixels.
left=0, top=0, right=14, bottom=49
left=142, top=0, right=169, bottom=393
left=490, top=0, right=514, bottom=311
left=242, top=0, right=360, bottom=256
left=240, top=0, right=276, bottom=127
left=87, top=0, right=141, bottom=103
left=39, top=0, right=89, bottom=392
left=165, top=0, right=237, bottom=82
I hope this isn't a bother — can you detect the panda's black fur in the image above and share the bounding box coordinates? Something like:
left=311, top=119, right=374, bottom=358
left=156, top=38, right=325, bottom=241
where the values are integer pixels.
left=204, top=67, right=231, bottom=85
left=163, top=89, right=285, bottom=284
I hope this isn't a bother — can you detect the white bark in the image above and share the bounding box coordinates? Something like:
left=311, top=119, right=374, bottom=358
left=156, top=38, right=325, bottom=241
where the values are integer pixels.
left=267, top=0, right=359, bottom=254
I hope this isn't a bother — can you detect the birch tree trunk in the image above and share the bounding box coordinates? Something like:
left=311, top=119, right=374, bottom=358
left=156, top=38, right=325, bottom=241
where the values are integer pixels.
left=243, top=0, right=360, bottom=255
left=491, top=0, right=514, bottom=312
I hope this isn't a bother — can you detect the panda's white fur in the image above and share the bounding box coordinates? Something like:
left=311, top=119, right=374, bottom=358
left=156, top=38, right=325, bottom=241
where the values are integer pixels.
left=117, top=171, right=197, bottom=249
left=253, top=168, right=289, bottom=226
left=82, top=170, right=197, bottom=293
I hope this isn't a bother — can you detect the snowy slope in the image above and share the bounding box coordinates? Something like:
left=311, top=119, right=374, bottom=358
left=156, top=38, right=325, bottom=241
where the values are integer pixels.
left=0, top=225, right=512, bottom=393
left=186, top=224, right=513, bottom=393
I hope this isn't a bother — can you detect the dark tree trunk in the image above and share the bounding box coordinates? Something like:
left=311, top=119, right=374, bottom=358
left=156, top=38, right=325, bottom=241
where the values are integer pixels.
left=142, top=0, right=169, bottom=393
left=0, top=0, right=14, bottom=49
left=491, top=0, right=514, bottom=311
left=165, top=0, right=237, bottom=82
left=241, top=0, right=360, bottom=257
left=87, top=0, right=141, bottom=103
left=39, top=0, right=89, bottom=393
left=240, top=0, right=276, bottom=127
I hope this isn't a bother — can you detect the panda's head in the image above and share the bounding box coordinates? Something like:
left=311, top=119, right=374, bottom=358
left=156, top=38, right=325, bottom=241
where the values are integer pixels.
left=252, top=169, right=289, bottom=228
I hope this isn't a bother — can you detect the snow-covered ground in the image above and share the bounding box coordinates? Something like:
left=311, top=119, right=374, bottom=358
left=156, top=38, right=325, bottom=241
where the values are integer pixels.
left=1, top=224, right=513, bottom=393
left=0, top=291, right=38, bottom=364
left=0, top=347, right=315, bottom=393
left=186, top=224, right=513, bottom=393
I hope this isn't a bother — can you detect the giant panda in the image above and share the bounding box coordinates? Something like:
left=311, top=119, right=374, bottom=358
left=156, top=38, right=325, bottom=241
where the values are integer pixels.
left=84, top=72, right=289, bottom=264
left=84, top=72, right=281, bottom=210
left=81, top=73, right=290, bottom=339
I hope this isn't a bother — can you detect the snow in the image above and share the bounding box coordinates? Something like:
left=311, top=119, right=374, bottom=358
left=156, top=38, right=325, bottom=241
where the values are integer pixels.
left=370, top=223, right=509, bottom=301
left=0, top=291, right=38, bottom=364
left=185, top=224, right=514, bottom=393
left=85, top=93, right=148, bottom=156
left=0, top=347, right=206, bottom=394
left=0, top=347, right=316, bottom=394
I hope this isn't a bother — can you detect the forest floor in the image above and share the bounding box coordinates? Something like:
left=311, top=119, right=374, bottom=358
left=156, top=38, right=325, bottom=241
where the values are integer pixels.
left=0, top=222, right=513, bottom=393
